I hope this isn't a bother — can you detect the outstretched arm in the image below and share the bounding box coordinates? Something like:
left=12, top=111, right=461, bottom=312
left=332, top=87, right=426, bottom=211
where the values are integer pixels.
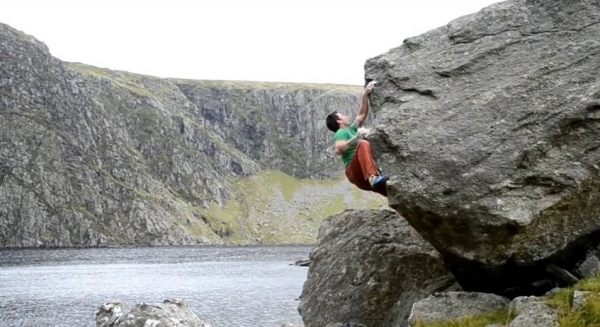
left=354, top=80, right=377, bottom=127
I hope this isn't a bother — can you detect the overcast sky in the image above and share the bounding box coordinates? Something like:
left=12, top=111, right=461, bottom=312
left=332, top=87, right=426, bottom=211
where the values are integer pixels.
left=1, top=0, right=501, bottom=85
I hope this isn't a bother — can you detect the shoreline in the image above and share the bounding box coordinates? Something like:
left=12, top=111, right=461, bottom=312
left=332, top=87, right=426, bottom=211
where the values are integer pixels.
left=0, top=243, right=316, bottom=251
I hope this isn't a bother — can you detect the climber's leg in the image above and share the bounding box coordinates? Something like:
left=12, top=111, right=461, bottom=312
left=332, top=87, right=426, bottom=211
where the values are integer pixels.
left=345, top=140, right=388, bottom=197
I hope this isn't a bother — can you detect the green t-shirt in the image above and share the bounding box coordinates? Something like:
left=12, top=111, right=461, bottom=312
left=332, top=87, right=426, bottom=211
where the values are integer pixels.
left=333, top=123, right=358, bottom=167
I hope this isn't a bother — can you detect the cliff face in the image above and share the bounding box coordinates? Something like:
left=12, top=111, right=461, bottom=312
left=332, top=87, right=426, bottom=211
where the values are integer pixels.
left=0, top=22, right=386, bottom=248
left=175, top=79, right=364, bottom=180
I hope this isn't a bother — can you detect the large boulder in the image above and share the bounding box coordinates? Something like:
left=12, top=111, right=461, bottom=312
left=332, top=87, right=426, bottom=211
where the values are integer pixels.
left=365, top=0, right=600, bottom=296
left=297, top=209, right=459, bottom=327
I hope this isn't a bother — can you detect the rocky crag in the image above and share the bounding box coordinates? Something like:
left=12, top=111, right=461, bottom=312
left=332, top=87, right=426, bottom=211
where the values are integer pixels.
left=299, top=0, right=600, bottom=326
left=0, top=22, right=386, bottom=248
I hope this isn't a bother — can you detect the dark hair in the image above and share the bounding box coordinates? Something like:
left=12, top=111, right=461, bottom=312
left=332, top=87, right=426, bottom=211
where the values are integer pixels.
left=326, top=111, right=340, bottom=132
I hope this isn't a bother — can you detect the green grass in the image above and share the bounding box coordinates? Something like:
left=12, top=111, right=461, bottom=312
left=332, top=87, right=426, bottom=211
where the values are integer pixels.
left=114, top=81, right=151, bottom=96
left=69, top=62, right=152, bottom=97
left=413, top=310, right=515, bottom=327
left=67, top=62, right=363, bottom=94
left=68, top=62, right=111, bottom=78
left=415, top=274, right=600, bottom=327
left=201, top=169, right=387, bottom=244
left=171, top=78, right=362, bottom=93
left=546, top=274, right=600, bottom=327
left=258, top=170, right=340, bottom=202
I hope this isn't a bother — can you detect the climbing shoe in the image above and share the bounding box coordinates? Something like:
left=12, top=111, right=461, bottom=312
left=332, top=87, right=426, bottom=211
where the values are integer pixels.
left=369, top=175, right=388, bottom=189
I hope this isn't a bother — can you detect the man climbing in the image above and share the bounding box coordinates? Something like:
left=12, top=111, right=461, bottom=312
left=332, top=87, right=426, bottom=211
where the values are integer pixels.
left=325, top=80, right=388, bottom=197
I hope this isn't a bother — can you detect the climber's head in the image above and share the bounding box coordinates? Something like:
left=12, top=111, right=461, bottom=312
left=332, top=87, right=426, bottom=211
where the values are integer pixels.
left=326, top=111, right=350, bottom=132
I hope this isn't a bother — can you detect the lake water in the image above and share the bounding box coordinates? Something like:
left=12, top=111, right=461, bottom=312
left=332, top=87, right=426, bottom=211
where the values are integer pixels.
left=0, top=245, right=313, bottom=327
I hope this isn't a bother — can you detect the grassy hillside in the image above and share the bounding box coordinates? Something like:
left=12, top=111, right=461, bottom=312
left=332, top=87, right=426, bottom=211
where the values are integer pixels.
left=204, top=170, right=388, bottom=244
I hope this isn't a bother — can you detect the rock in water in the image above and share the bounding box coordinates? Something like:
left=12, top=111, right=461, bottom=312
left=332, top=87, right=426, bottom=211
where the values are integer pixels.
left=365, top=0, right=600, bottom=296
left=96, top=299, right=212, bottom=327
left=291, top=258, right=311, bottom=267
left=298, top=209, right=459, bottom=327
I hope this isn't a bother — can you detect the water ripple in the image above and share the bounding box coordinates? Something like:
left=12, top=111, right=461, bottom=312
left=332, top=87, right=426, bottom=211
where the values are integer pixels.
left=0, top=245, right=311, bottom=327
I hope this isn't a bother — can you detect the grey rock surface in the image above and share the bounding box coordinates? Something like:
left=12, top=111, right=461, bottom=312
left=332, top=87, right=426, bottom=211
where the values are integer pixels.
left=407, top=292, right=510, bottom=326
left=365, top=0, right=600, bottom=295
left=0, top=22, right=385, bottom=247
left=576, top=250, right=600, bottom=278
left=297, top=209, right=459, bottom=327
left=508, top=296, right=558, bottom=327
left=96, top=299, right=212, bottom=327
left=572, top=290, right=591, bottom=312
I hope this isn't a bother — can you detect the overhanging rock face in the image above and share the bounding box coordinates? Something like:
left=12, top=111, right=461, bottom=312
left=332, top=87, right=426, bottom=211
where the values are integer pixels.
left=365, top=0, right=600, bottom=296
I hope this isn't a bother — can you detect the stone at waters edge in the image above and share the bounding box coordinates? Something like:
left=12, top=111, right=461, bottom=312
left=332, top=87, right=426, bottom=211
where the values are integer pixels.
left=96, top=299, right=212, bottom=327
left=298, top=209, right=460, bottom=327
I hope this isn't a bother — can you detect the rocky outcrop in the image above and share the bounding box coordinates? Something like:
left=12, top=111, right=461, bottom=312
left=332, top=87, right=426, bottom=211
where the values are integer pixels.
left=405, top=291, right=567, bottom=327
left=297, top=209, right=459, bottom=327
left=508, top=296, right=559, bottom=327
left=0, top=22, right=386, bottom=248
left=96, top=299, right=212, bottom=327
left=365, top=0, right=600, bottom=296
left=407, top=292, right=510, bottom=326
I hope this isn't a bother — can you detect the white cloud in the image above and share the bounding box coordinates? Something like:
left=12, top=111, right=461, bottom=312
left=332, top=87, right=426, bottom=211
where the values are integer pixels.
left=0, top=0, right=501, bottom=85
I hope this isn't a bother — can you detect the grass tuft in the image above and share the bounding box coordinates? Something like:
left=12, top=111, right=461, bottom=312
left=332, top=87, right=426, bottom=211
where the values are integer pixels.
left=416, top=273, right=600, bottom=327
left=545, top=273, right=600, bottom=327
left=413, top=310, right=514, bottom=327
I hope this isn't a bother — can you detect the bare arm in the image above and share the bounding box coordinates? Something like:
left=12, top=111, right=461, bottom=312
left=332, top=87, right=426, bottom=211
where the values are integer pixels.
left=334, top=135, right=361, bottom=155
left=354, top=81, right=377, bottom=127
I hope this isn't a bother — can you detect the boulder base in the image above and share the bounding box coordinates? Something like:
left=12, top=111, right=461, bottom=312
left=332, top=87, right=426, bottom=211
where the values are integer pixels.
left=298, top=209, right=459, bottom=327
